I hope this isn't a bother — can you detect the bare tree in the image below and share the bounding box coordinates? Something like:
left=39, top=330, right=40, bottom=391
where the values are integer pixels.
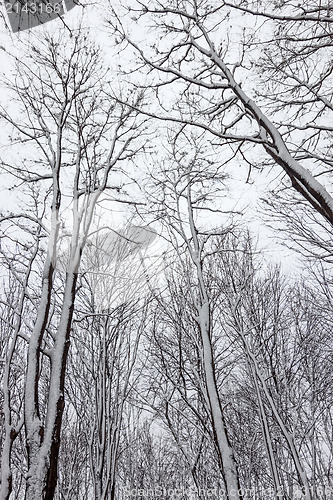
left=0, top=27, right=146, bottom=500
left=207, top=232, right=333, bottom=499
left=0, top=187, right=49, bottom=500
left=137, top=131, right=242, bottom=499
left=141, top=257, right=229, bottom=499
left=107, top=0, right=333, bottom=225
left=62, top=232, right=151, bottom=500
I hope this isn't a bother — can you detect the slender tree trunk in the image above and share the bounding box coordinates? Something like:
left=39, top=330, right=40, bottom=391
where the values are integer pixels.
left=44, top=271, right=78, bottom=500
left=0, top=429, right=14, bottom=500
left=185, top=185, right=242, bottom=500
left=251, top=366, right=283, bottom=498
left=0, top=244, right=37, bottom=500
left=241, top=328, right=312, bottom=500
left=235, top=317, right=284, bottom=497
left=198, top=301, right=242, bottom=500
left=24, top=257, right=56, bottom=500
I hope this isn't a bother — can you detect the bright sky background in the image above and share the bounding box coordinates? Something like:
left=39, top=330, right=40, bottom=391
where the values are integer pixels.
left=0, top=1, right=304, bottom=277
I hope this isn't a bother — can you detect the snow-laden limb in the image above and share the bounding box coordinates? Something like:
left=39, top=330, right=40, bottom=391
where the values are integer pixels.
left=223, top=1, right=333, bottom=23
left=109, top=0, right=333, bottom=226
left=199, top=17, right=333, bottom=223
left=203, top=45, right=333, bottom=225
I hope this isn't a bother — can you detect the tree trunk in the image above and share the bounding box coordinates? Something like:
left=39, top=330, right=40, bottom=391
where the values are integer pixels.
left=183, top=189, right=241, bottom=498
left=198, top=301, right=242, bottom=500
left=25, top=271, right=78, bottom=500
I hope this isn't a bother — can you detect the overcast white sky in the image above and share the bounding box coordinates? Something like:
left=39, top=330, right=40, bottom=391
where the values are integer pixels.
left=0, top=1, right=304, bottom=277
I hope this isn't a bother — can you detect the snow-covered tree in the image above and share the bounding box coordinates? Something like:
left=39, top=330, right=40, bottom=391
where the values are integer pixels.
left=0, top=28, right=146, bottom=500
left=107, top=0, right=333, bottom=226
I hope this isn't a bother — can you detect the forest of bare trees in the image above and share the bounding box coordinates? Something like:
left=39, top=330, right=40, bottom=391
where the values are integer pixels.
left=0, top=1, right=332, bottom=499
